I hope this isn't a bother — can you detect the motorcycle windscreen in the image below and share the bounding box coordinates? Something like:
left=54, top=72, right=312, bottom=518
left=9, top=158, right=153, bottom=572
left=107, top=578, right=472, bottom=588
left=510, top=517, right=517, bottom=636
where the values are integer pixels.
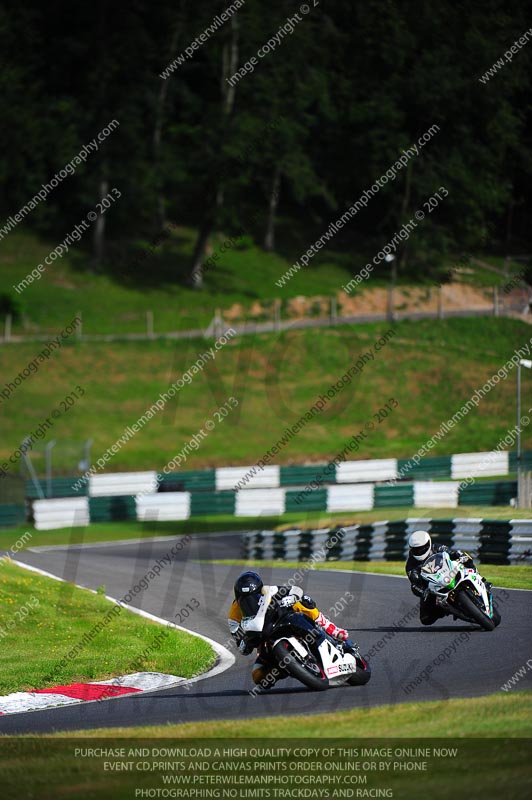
left=239, top=591, right=262, bottom=618
left=421, top=552, right=445, bottom=575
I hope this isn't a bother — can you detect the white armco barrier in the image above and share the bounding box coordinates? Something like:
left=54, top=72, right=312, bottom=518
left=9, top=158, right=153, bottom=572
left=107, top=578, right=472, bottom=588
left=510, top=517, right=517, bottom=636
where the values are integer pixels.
left=336, top=458, right=398, bottom=483
left=136, top=492, right=190, bottom=521
left=452, top=518, right=483, bottom=556
left=451, top=451, right=509, bottom=480
left=235, top=488, right=285, bottom=517
left=135, top=492, right=190, bottom=522
left=327, top=484, right=374, bottom=512
left=89, top=471, right=158, bottom=497
left=508, top=520, right=532, bottom=563
left=509, top=535, right=532, bottom=563
left=216, top=465, right=280, bottom=491
left=33, top=497, right=90, bottom=530
left=414, top=481, right=459, bottom=508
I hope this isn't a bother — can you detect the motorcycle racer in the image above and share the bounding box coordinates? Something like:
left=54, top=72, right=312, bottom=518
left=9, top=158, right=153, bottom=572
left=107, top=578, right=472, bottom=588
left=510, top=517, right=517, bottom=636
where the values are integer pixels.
left=228, top=571, right=356, bottom=686
left=405, top=530, right=487, bottom=625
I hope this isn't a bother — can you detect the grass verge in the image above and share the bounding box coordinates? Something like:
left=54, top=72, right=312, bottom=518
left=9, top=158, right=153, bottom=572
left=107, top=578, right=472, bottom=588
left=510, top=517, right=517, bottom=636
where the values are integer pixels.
left=0, top=560, right=215, bottom=693
left=51, top=690, right=532, bottom=738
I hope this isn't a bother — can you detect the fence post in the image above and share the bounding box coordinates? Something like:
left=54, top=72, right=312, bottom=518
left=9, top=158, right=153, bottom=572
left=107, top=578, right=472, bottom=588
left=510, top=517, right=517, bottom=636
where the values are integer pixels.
left=215, top=308, right=223, bottom=339
left=76, top=311, right=82, bottom=340
left=274, top=299, right=281, bottom=332
left=4, top=313, right=11, bottom=341
left=330, top=295, right=338, bottom=326
left=146, top=310, right=154, bottom=339
left=438, top=286, right=444, bottom=320
left=45, top=440, right=56, bottom=498
left=387, top=286, right=395, bottom=322
left=493, top=287, right=499, bottom=317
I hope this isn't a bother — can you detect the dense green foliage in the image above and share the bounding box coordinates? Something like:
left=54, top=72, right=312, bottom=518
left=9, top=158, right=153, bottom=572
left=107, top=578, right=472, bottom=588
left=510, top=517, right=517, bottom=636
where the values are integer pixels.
left=1, top=0, right=531, bottom=288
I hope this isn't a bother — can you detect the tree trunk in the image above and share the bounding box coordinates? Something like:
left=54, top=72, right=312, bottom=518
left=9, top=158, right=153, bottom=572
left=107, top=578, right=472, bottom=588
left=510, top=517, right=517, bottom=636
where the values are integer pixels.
left=91, top=0, right=109, bottom=269
left=188, top=14, right=239, bottom=288
left=92, top=177, right=108, bottom=268
left=397, top=159, right=413, bottom=272
left=263, top=164, right=281, bottom=251
left=506, top=199, right=514, bottom=245
left=189, top=186, right=223, bottom=288
left=153, top=15, right=183, bottom=230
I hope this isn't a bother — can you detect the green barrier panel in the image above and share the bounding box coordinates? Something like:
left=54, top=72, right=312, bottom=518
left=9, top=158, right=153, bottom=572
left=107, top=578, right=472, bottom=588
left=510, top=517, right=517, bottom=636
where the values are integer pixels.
left=159, top=469, right=216, bottom=492
left=509, top=450, right=532, bottom=472
left=397, top=455, right=452, bottom=480
left=428, top=519, right=455, bottom=549
left=293, top=529, right=315, bottom=560
left=284, top=488, right=328, bottom=513
left=479, top=520, right=512, bottom=565
left=271, top=532, right=290, bottom=558
left=458, top=480, right=516, bottom=506
left=25, top=477, right=87, bottom=499
left=0, top=503, right=26, bottom=527
left=323, top=527, right=346, bottom=559
left=280, top=464, right=335, bottom=487
left=353, top=525, right=374, bottom=560
left=374, top=483, right=414, bottom=507
left=189, top=491, right=236, bottom=516
left=384, top=520, right=409, bottom=560
left=243, top=530, right=264, bottom=559
left=88, top=495, right=137, bottom=522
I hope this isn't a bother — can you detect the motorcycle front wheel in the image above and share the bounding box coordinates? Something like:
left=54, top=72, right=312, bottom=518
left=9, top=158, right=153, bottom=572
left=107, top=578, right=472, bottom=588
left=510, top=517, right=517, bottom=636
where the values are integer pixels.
left=273, top=640, right=329, bottom=691
left=456, top=589, right=496, bottom=631
left=492, top=606, right=502, bottom=627
left=347, top=655, right=372, bottom=686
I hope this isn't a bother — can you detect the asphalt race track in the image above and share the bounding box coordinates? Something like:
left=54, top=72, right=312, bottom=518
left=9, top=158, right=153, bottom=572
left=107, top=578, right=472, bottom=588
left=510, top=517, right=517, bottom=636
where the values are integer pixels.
left=1, top=532, right=531, bottom=734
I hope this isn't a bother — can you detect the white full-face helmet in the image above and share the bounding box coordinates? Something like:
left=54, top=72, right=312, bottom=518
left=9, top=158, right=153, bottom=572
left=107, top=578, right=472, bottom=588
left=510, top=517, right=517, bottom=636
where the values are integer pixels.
left=408, top=530, right=432, bottom=561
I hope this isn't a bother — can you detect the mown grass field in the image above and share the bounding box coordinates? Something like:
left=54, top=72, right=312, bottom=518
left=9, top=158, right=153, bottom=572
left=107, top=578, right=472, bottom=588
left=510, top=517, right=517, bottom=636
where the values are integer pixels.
left=0, top=317, right=530, bottom=475
left=0, top=560, right=214, bottom=693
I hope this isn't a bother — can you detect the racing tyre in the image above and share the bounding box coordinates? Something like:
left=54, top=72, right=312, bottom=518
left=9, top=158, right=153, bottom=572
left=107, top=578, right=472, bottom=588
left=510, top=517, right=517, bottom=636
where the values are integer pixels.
left=347, top=655, right=372, bottom=686
left=273, top=640, right=329, bottom=691
left=456, top=590, right=495, bottom=631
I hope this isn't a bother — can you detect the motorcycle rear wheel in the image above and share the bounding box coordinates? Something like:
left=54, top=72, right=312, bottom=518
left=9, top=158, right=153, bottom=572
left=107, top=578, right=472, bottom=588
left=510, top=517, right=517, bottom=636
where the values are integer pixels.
left=273, top=640, right=329, bottom=691
left=456, top=590, right=495, bottom=631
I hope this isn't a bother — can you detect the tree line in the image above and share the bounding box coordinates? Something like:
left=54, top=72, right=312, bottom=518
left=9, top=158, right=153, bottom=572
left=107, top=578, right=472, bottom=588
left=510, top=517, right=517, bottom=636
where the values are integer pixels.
left=1, top=0, right=531, bottom=288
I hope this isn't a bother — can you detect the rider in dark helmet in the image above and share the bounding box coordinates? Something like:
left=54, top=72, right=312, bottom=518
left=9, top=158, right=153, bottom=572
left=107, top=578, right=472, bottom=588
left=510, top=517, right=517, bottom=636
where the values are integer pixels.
left=405, top=530, right=480, bottom=625
left=228, top=571, right=356, bottom=687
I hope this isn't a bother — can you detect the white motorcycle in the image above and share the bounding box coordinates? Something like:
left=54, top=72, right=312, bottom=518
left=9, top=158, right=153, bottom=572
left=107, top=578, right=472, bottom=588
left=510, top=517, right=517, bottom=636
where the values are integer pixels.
left=420, top=551, right=501, bottom=631
left=240, top=587, right=371, bottom=691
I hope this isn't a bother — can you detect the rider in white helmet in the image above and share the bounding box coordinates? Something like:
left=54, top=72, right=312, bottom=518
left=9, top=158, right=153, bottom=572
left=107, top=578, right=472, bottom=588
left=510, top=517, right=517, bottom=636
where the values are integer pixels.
left=405, top=530, right=479, bottom=625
